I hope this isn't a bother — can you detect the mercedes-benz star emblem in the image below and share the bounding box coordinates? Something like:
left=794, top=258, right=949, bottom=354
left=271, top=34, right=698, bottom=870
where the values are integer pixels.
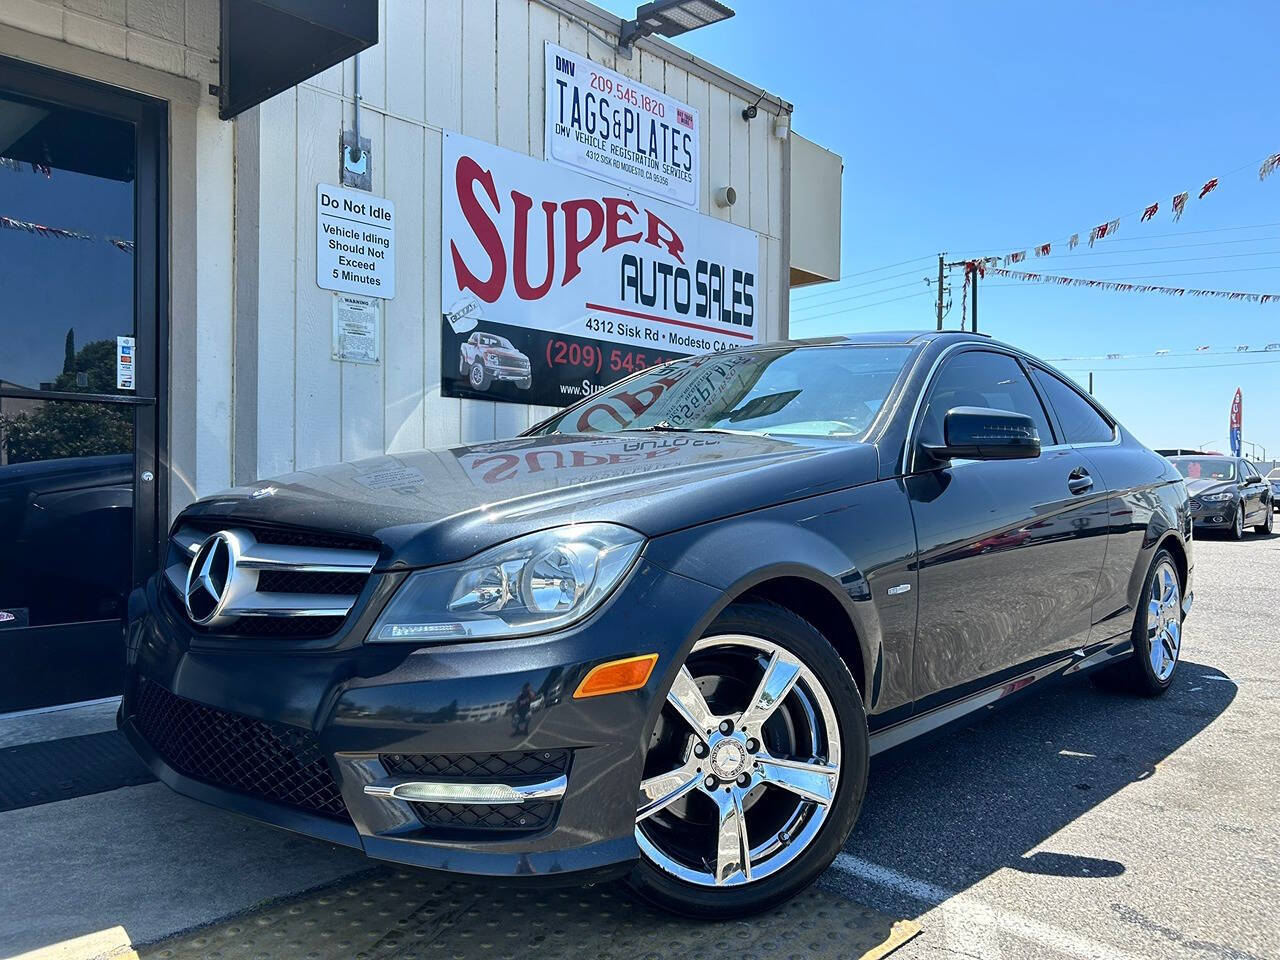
left=184, top=532, right=237, bottom=624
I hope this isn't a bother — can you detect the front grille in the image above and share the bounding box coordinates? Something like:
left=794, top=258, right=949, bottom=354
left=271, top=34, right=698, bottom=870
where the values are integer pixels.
left=131, top=680, right=349, bottom=821
left=381, top=750, right=570, bottom=780
left=409, top=799, right=556, bottom=833
left=256, top=569, right=368, bottom=596
left=181, top=520, right=377, bottom=553
left=164, top=520, right=379, bottom=640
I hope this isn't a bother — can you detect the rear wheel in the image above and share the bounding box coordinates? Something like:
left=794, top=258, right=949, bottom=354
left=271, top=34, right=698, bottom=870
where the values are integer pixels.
left=625, top=601, right=868, bottom=919
left=1092, top=549, right=1182, bottom=696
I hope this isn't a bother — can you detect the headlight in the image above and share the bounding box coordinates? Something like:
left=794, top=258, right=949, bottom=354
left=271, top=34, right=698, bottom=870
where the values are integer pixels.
left=484, top=353, right=499, bottom=366
left=370, top=524, right=644, bottom=642
left=1202, top=491, right=1235, bottom=502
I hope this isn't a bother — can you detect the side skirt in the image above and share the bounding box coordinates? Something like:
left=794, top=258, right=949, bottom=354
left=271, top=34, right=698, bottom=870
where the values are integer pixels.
left=868, top=640, right=1134, bottom=757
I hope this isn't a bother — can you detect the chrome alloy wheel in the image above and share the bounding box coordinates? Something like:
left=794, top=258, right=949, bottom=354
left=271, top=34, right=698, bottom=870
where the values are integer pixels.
left=635, top=634, right=841, bottom=888
left=1147, top=559, right=1182, bottom=682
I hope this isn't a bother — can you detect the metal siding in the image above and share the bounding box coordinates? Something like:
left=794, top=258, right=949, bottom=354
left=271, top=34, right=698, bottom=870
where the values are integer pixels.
left=227, top=0, right=791, bottom=488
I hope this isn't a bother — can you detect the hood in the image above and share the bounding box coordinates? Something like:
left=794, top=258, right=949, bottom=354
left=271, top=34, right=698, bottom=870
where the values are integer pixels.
left=1184, top=478, right=1236, bottom=497
left=180, top=432, right=881, bottom=569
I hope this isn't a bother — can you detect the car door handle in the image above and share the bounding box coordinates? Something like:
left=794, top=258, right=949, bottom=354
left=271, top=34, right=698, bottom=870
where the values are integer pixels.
left=1067, top=468, right=1093, bottom=495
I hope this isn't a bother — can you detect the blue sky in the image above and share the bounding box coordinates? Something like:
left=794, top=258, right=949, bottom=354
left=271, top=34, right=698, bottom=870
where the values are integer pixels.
left=597, top=0, right=1280, bottom=457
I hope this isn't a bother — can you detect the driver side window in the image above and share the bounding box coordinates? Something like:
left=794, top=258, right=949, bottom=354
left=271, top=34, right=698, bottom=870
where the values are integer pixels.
left=918, top=351, right=1054, bottom=447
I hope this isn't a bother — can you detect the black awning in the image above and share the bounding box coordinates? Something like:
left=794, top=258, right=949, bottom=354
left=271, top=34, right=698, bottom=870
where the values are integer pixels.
left=219, top=0, right=378, bottom=120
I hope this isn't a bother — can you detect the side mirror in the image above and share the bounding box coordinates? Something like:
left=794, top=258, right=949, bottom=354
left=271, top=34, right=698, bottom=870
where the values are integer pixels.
left=923, top=406, right=1042, bottom=461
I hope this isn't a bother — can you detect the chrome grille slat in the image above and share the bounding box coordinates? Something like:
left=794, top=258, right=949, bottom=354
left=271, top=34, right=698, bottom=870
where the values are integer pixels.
left=166, top=524, right=378, bottom=633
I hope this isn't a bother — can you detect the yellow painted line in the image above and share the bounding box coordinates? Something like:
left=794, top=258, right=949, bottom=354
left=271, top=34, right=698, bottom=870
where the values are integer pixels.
left=860, top=918, right=923, bottom=959
left=12, top=926, right=139, bottom=960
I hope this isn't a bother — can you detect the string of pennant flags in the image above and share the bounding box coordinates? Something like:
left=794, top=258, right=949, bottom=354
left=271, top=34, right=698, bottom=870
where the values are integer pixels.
left=0, top=156, right=51, bottom=177
left=1047, top=343, right=1280, bottom=362
left=0, top=214, right=134, bottom=253
left=984, top=151, right=1280, bottom=267
left=980, top=265, right=1279, bottom=304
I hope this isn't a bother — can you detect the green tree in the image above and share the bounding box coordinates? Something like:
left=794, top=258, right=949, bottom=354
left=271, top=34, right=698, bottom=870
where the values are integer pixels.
left=62, top=327, right=76, bottom=375
left=0, top=338, right=133, bottom=464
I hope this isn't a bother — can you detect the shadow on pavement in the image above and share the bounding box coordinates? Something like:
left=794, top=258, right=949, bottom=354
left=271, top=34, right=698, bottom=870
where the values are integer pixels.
left=847, top=661, right=1236, bottom=888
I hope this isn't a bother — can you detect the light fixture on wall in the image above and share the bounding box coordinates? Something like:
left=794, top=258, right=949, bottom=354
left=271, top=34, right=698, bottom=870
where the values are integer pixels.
left=618, top=0, right=735, bottom=58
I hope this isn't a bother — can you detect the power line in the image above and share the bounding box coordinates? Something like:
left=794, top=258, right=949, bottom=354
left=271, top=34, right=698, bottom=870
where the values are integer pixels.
left=790, top=277, right=930, bottom=313
left=790, top=255, right=934, bottom=301
left=790, top=264, right=936, bottom=303
left=791, top=288, right=933, bottom=324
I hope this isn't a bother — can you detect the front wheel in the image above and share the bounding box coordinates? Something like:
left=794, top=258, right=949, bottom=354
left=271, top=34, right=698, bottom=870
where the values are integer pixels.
left=625, top=601, right=868, bottom=919
left=1231, top=504, right=1245, bottom=540
left=1255, top=505, right=1273, bottom=535
left=467, top=362, right=490, bottom=391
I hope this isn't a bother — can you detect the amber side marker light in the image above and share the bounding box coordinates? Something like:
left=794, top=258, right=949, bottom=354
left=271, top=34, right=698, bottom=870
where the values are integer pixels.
left=573, top=654, right=659, bottom=699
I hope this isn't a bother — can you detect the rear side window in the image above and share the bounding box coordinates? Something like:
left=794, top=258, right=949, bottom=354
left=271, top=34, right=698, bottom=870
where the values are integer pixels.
left=1030, top=368, right=1115, bottom=444
left=918, top=350, right=1054, bottom=446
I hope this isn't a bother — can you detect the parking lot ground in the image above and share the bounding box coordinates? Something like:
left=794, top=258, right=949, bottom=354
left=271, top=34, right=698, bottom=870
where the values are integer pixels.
left=4, top=532, right=1278, bottom=960
left=825, top=531, right=1280, bottom=959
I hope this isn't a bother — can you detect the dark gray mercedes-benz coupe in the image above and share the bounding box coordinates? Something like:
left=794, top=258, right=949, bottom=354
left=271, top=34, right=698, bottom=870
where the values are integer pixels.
left=121, top=331, right=1193, bottom=918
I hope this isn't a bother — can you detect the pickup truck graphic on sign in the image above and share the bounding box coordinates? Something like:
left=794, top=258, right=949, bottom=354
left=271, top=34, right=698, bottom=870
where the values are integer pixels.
left=459, top=331, right=532, bottom=391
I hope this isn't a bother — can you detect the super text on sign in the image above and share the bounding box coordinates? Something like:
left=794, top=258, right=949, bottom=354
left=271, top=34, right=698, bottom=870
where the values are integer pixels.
left=316, top=184, right=396, bottom=299
left=545, top=43, right=700, bottom=211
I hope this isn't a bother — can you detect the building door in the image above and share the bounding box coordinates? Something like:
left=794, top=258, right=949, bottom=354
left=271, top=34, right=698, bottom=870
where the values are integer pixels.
left=0, top=59, right=165, bottom=713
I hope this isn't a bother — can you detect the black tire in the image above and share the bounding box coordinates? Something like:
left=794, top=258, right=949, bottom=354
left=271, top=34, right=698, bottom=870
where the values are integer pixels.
left=625, top=600, right=869, bottom=919
left=468, top=362, right=490, bottom=391
left=459, top=355, right=468, bottom=375
left=1230, top=504, right=1245, bottom=540
left=1254, top=505, right=1273, bottom=535
left=1091, top=547, right=1182, bottom=697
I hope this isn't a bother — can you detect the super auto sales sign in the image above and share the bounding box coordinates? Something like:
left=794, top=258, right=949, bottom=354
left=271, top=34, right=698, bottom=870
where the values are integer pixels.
left=441, top=132, right=760, bottom=408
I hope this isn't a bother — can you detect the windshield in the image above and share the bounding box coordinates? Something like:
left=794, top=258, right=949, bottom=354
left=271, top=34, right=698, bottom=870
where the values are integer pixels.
left=1172, top=457, right=1236, bottom=481
left=1268, top=468, right=1280, bottom=480
left=476, top=334, right=513, bottom=349
left=531, top=344, right=914, bottom=439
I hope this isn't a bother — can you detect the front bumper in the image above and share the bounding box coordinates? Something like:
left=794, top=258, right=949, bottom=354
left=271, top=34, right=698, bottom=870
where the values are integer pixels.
left=120, top=560, right=720, bottom=879
left=487, top=363, right=530, bottom=382
left=1189, top=498, right=1237, bottom=528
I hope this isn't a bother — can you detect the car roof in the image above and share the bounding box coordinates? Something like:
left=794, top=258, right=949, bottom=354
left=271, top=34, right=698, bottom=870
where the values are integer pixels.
left=762, top=330, right=992, bottom=349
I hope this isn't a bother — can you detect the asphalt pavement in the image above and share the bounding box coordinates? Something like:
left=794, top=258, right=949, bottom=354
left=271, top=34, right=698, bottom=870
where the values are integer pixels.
left=824, top=529, right=1280, bottom=959
left=4, top=531, right=1278, bottom=959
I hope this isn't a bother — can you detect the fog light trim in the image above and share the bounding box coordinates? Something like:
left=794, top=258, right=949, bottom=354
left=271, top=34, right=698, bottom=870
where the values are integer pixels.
left=364, top=775, right=567, bottom=805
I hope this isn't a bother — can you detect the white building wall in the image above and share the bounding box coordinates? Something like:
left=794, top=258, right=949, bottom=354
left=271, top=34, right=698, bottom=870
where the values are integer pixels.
left=0, top=0, right=796, bottom=504
left=245, top=0, right=791, bottom=477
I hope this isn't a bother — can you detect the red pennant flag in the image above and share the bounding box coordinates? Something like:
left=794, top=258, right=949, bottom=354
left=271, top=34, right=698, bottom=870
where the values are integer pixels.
left=1007, top=251, right=1026, bottom=264
left=1172, top=191, right=1189, bottom=221
left=1198, top=178, right=1219, bottom=199
left=1141, top=203, right=1159, bottom=222
left=1035, top=243, right=1051, bottom=257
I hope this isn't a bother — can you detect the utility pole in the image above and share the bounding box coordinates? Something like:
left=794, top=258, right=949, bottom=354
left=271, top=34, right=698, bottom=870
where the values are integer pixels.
left=970, top=265, right=978, bottom=333
left=936, top=253, right=945, bottom=331
left=1088, top=372, right=1093, bottom=395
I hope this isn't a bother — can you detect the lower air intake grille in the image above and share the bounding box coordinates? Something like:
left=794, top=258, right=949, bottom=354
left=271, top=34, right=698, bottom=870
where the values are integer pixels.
left=131, top=680, right=349, bottom=821
left=380, top=750, right=570, bottom=780
left=408, top=799, right=557, bottom=833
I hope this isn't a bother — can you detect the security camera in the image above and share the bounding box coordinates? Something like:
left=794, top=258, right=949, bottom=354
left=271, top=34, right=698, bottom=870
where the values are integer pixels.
left=741, top=104, right=758, bottom=121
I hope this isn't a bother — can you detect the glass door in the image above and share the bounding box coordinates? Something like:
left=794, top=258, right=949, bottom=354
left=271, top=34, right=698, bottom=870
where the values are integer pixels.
left=0, top=59, right=165, bottom=712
